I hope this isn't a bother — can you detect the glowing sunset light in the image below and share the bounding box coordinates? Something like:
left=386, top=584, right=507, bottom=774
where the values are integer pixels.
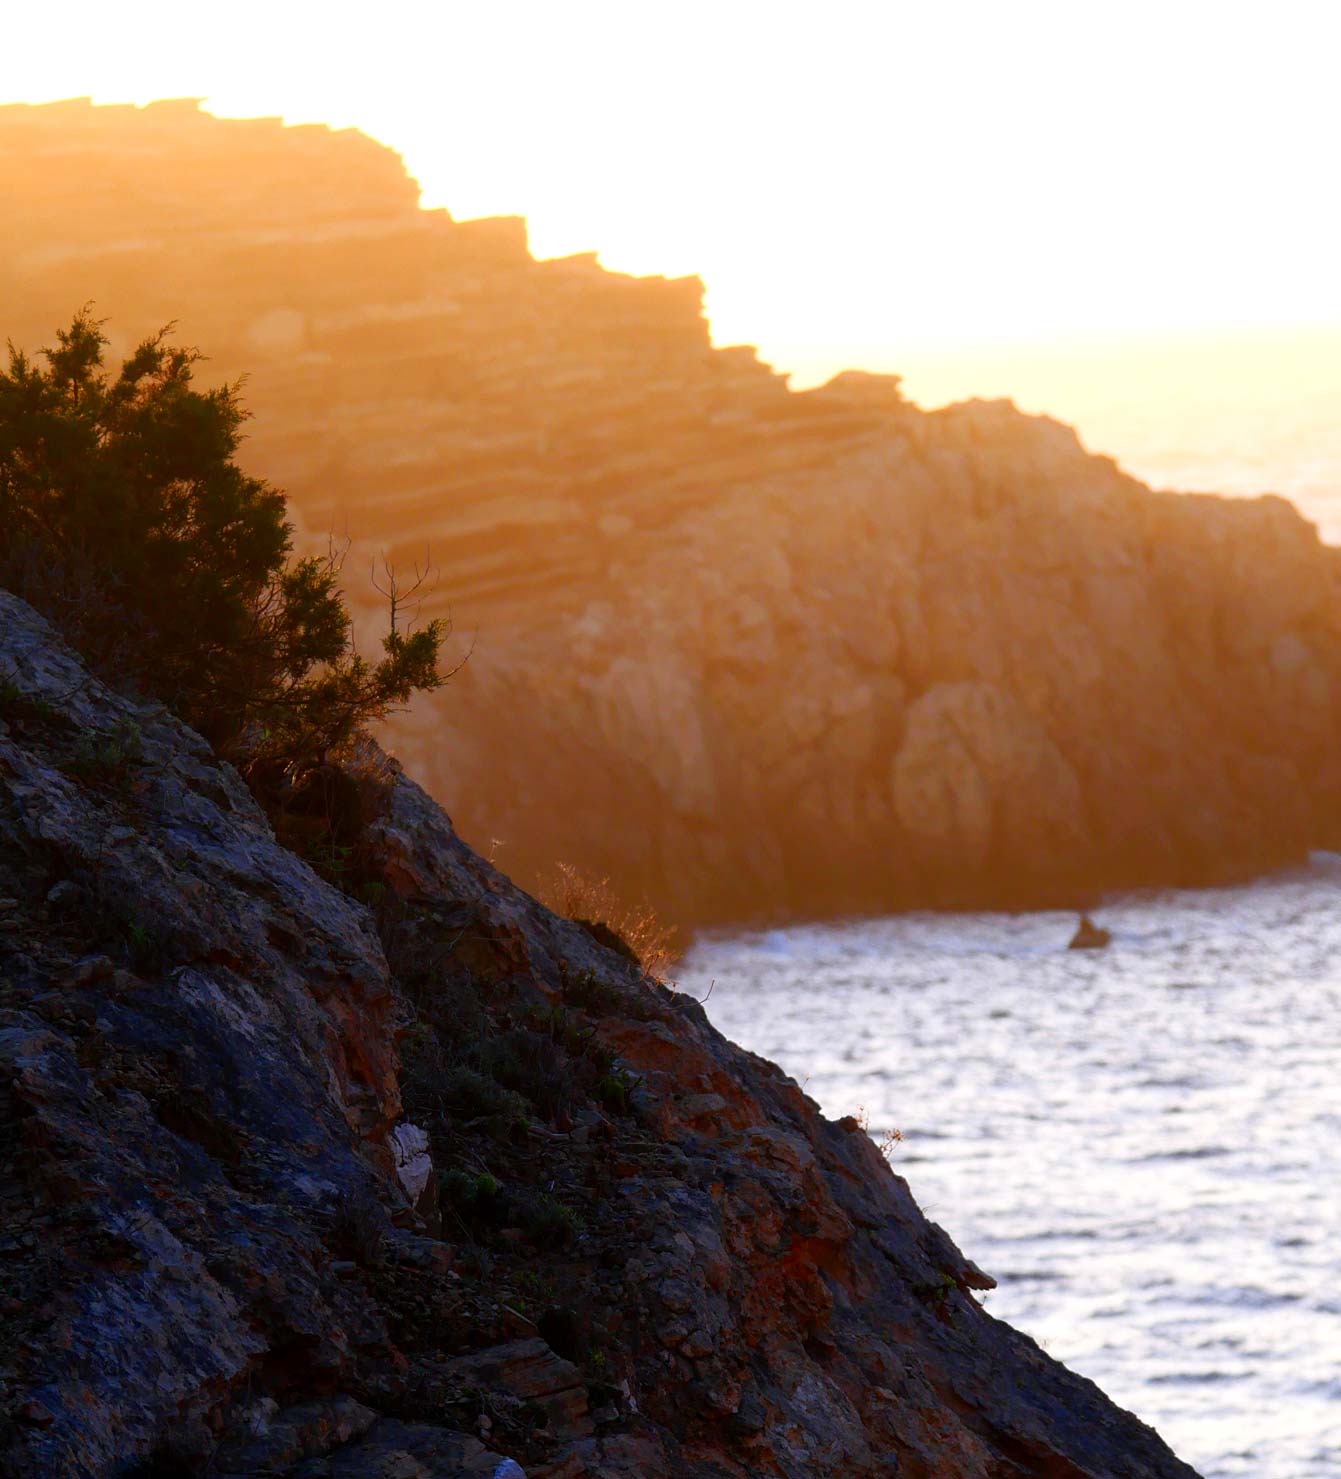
left=7, top=0, right=1341, bottom=360
left=6, top=0, right=1341, bottom=516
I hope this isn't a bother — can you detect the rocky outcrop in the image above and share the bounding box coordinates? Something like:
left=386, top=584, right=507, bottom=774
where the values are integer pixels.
left=0, top=592, right=1200, bottom=1475
left=5, top=98, right=1341, bottom=924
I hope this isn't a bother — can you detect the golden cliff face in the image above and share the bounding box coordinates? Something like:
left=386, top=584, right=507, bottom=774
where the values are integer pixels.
left=6, top=98, right=1341, bottom=924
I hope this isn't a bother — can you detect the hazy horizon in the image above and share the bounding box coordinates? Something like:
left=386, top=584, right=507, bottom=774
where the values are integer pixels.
left=9, top=1, right=1341, bottom=360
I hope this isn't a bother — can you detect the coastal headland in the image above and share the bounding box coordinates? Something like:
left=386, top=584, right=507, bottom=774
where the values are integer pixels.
left=5, top=99, right=1339, bottom=926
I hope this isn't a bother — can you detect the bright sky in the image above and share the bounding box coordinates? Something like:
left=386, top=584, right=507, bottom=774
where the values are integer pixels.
left=6, top=0, right=1341, bottom=506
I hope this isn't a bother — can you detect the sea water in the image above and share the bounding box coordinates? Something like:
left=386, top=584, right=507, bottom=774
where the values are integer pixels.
left=678, top=860, right=1341, bottom=1479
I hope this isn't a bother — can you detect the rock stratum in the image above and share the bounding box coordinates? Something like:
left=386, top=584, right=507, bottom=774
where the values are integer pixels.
left=4, top=98, right=1341, bottom=923
left=0, top=589, right=1201, bottom=1477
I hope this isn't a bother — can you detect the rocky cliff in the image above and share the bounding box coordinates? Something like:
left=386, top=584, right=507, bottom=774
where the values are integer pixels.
left=5, top=98, right=1341, bottom=923
left=0, top=590, right=1201, bottom=1477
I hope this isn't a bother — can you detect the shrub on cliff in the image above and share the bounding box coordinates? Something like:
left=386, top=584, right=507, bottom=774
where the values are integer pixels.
left=0, top=311, right=445, bottom=768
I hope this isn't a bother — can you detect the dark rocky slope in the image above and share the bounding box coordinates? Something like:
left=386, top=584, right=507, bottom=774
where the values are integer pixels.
left=0, top=591, right=1200, bottom=1476
left=4, top=98, right=1341, bottom=924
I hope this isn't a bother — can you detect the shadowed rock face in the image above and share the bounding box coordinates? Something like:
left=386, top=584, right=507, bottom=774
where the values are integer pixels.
left=0, top=591, right=1201, bottom=1477
left=4, top=98, right=1341, bottom=924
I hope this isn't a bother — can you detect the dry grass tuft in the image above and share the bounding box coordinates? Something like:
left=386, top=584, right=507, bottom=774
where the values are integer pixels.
left=542, top=862, right=678, bottom=979
left=854, top=1105, right=904, bottom=1160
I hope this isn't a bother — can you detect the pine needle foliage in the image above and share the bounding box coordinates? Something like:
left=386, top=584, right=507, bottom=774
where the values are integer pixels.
left=0, top=312, right=447, bottom=768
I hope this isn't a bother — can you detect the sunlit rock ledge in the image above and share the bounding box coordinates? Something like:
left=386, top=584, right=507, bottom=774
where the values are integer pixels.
left=0, top=590, right=1199, bottom=1477
left=5, top=98, right=1341, bottom=925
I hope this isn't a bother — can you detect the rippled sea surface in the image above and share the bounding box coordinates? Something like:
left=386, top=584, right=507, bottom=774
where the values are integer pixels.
left=678, top=863, right=1341, bottom=1479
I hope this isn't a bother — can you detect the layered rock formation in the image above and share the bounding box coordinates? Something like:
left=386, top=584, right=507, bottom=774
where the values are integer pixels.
left=5, top=98, right=1341, bottom=922
left=0, top=590, right=1200, bottom=1476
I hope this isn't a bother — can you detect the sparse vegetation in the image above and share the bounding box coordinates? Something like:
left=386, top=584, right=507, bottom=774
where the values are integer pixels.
left=853, top=1105, right=904, bottom=1160
left=523, top=1190, right=583, bottom=1249
left=122, top=921, right=160, bottom=972
left=65, top=721, right=144, bottom=790
left=330, top=1188, right=387, bottom=1269
left=260, top=724, right=407, bottom=894
left=595, top=1066, right=641, bottom=1115
left=437, top=1165, right=582, bottom=1250
left=400, top=1030, right=531, bottom=1136
left=541, top=861, right=676, bottom=977
left=0, top=677, right=62, bottom=729
left=560, top=966, right=624, bottom=1016
left=439, top=1168, right=502, bottom=1214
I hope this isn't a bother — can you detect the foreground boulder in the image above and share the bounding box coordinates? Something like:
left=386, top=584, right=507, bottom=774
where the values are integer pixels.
left=4, top=98, right=1341, bottom=925
left=0, top=592, right=1199, bottom=1476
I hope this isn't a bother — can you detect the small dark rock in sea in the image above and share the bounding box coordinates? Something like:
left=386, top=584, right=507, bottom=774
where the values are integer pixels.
left=1069, top=914, right=1113, bottom=950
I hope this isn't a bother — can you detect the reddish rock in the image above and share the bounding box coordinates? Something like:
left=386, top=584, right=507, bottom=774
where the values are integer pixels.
left=0, top=592, right=1200, bottom=1477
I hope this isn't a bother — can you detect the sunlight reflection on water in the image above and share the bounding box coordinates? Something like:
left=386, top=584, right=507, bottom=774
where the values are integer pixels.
left=679, top=859, right=1341, bottom=1479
